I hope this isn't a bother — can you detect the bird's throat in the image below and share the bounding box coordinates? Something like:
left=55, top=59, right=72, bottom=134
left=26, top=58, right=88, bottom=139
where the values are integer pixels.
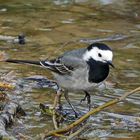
left=87, top=58, right=109, bottom=83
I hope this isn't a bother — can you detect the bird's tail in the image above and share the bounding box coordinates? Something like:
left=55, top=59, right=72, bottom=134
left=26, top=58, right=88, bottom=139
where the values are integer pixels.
left=0, top=51, right=62, bottom=73
left=6, top=59, right=41, bottom=66
left=0, top=51, right=41, bottom=66
left=5, top=59, right=60, bottom=73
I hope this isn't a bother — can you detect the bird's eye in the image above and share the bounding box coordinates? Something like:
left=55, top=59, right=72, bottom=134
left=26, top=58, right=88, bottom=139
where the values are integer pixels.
left=98, top=53, right=102, bottom=57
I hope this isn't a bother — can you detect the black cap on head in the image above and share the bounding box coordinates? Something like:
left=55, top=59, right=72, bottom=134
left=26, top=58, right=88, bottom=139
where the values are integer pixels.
left=87, top=42, right=112, bottom=51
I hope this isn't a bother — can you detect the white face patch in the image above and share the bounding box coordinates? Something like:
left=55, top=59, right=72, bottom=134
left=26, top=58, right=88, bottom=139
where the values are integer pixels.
left=83, top=47, right=113, bottom=62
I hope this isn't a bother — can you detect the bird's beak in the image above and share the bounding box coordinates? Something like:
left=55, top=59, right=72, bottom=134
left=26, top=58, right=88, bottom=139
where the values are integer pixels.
left=107, top=61, right=115, bottom=68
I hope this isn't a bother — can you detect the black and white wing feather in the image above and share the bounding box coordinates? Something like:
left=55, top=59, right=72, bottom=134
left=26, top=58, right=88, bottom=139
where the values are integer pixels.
left=40, top=58, right=73, bottom=75
left=40, top=48, right=87, bottom=75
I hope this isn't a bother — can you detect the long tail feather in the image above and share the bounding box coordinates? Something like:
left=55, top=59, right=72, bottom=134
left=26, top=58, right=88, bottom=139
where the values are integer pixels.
left=0, top=51, right=59, bottom=72
left=6, top=59, right=41, bottom=66
left=0, top=52, right=72, bottom=75
left=5, top=59, right=59, bottom=73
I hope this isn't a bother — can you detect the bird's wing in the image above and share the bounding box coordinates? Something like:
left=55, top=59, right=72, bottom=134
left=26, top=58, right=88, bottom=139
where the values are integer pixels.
left=40, top=48, right=87, bottom=75
left=40, top=58, right=72, bottom=75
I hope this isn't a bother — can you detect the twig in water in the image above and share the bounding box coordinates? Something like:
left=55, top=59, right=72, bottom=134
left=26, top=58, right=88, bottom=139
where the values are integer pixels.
left=44, top=87, right=140, bottom=138
left=68, top=124, right=90, bottom=140
left=52, top=110, right=59, bottom=130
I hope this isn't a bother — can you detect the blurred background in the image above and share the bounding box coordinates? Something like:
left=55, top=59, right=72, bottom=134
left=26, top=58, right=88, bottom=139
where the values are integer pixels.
left=0, top=0, right=140, bottom=139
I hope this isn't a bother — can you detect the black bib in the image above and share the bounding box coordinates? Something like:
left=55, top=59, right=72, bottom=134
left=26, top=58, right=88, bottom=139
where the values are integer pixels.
left=87, top=58, right=109, bottom=83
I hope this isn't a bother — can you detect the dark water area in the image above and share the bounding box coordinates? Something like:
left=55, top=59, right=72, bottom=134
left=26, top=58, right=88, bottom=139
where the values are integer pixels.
left=0, top=0, right=140, bottom=139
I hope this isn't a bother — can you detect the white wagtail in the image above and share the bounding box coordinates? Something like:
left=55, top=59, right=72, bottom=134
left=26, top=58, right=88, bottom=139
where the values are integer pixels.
left=5, top=42, right=114, bottom=116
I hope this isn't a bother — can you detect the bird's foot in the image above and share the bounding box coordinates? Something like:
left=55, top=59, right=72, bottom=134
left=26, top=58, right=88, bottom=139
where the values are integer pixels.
left=80, top=99, right=91, bottom=111
left=80, top=96, right=87, bottom=103
left=73, top=110, right=79, bottom=118
left=91, top=103, right=99, bottom=108
left=80, top=91, right=91, bottom=111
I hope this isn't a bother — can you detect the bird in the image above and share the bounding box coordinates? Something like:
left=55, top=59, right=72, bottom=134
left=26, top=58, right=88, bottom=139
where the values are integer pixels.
left=3, top=42, right=114, bottom=116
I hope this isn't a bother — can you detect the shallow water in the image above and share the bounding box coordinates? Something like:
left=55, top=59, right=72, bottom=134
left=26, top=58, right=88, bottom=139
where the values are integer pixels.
left=0, top=0, right=140, bottom=139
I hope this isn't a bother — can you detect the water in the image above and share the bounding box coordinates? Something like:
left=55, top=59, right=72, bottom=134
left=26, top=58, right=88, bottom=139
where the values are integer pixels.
left=0, top=0, right=140, bottom=139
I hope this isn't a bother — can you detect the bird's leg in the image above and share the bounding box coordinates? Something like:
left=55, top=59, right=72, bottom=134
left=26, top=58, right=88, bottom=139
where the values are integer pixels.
left=86, top=91, right=91, bottom=111
left=80, top=93, right=88, bottom=102
left=64, top=90, right=78, bottom=118
left=81, top=91, right=91, bottom=111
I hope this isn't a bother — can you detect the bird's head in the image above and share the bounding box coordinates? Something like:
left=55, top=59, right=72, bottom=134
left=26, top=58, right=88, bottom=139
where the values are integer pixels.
left=83, top=42, right=114, bottom=68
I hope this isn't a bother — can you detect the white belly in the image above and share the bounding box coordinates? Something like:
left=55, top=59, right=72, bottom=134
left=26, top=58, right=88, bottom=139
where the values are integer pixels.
left=53, top=68, right=98, bottom=91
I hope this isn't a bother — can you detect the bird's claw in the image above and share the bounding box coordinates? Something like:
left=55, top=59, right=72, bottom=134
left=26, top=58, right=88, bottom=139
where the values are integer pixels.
left=80, top=91, right=91, bottom=111
left=74, top=111, right=80, bottom=118
left=80, top=98, right=86, bottom=103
